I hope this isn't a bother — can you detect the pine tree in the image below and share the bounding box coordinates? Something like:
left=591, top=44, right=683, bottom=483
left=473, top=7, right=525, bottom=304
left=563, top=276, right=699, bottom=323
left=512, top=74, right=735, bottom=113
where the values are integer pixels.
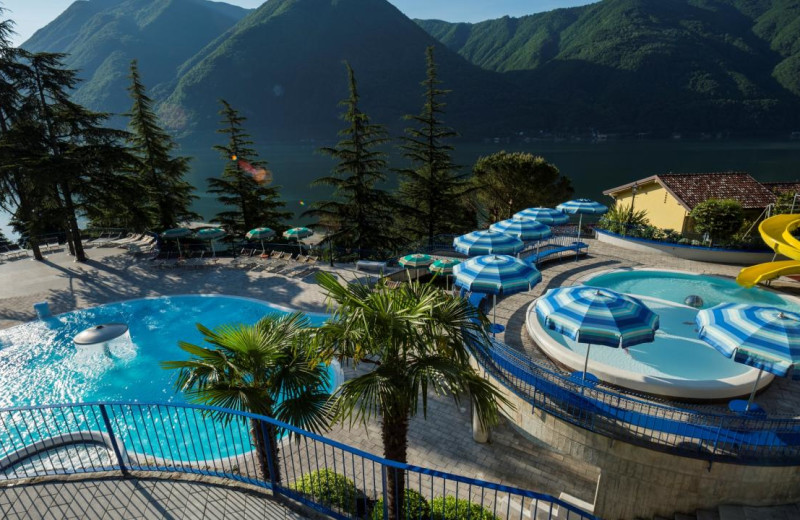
left=306, top=63, right=394, bottom=258
left=396, top=46, right=474, bottom=246
left=125, top=60, right=196, bottom=230
left=207, top=99, right=290, bottom=235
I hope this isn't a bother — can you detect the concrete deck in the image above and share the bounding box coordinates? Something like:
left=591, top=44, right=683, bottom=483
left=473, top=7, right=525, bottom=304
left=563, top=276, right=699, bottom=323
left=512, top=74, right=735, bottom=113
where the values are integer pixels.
left=0, top=477, right=305, bottom=520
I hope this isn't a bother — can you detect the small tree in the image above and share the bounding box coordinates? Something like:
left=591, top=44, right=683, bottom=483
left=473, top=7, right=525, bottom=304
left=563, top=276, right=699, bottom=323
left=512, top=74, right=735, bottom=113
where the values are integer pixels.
left=472, top=151, right=573, bottom=222
left=773, top=191, right=798, bottom=215
left=162, top=313, right=332, bottom=484
left=689, top=199, right=744, bottom=245
left=208, top=99, right=290, bottom=235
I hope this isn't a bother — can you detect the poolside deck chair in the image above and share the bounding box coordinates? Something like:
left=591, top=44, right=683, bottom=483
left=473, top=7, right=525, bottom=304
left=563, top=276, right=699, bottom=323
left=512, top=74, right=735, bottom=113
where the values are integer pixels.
left=109, top=233, right=139, bottom=247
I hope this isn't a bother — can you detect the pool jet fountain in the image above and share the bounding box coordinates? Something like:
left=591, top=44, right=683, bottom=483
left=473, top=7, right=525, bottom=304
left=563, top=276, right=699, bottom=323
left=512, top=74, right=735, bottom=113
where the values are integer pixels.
left=684, top=295, right=704, bottom=308
left=73, top=323, right=133, bottom=358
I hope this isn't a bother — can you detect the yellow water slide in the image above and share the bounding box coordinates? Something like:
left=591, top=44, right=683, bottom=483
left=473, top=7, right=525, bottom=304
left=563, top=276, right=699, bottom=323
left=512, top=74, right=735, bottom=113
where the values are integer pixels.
left=736, top=214, right=800, bottom=287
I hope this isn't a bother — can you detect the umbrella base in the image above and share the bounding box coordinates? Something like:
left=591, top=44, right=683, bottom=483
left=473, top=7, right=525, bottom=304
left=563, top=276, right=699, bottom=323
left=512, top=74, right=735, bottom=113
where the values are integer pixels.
left=487, top=323, right=505, bottom=336
left=728, top=399, right=766, bottom=416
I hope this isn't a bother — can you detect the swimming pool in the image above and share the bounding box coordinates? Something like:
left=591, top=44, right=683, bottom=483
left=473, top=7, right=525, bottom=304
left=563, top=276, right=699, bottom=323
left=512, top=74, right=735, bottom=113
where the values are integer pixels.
left=0, top=295, right=335, bottom=462
left=526, top=269, right=800, bottom=399
left=583, top=269, right=798, bottom=310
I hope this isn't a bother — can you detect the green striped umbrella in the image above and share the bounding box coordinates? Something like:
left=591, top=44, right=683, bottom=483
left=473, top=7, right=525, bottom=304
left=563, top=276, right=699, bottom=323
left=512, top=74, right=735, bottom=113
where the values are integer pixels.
left=195, top=228, right=227, bottom=257
left=429, top=258, right=461, bottom=290
left=283, top=227, right=313, bottom=254
left=161, top=228, right=191, bottom=257
left=246, top=227, right=275, bottom=253
left=399, top=254, right=433, bottom=281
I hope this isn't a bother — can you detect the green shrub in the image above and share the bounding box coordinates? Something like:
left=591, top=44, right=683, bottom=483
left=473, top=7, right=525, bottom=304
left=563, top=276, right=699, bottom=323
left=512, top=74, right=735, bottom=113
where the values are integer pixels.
left=430, top=496, right=499, bottom=520
left=370, top=489, right=429, bottom=519
left=290, top=470, right=361, bottom=515
left=689, top=199, right=744, bottom=244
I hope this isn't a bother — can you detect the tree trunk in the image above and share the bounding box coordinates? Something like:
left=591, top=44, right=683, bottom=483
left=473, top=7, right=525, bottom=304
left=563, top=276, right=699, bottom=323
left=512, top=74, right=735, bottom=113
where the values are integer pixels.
left=30, top=240, right=44, bottom=261
left=58, top=181, right=86, bottom=262
left=381, top=411, right=409, bottom=520
left=250, top=419, right=281, bottom=485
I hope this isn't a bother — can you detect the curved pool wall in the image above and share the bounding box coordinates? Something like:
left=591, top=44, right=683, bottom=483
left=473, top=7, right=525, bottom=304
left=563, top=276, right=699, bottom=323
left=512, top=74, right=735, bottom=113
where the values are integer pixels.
left=526, top=297, right=771, bottom=399
left=0, top=295, right=339, bottom=461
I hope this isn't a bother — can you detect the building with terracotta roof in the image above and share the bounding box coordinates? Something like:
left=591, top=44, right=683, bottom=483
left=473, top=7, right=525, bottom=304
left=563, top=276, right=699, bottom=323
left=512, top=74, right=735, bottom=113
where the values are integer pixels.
left=602, top=172, right=777, bottom=233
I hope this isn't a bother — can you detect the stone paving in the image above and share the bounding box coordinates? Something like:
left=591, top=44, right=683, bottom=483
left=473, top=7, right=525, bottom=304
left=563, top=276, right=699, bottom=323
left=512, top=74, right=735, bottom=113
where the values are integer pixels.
left=0, top=477, right=306, bottom=519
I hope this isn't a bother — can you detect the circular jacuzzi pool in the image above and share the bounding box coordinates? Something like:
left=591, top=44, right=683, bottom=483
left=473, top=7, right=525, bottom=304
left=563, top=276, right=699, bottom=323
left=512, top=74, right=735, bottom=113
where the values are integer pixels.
left=526, top=269, right=800, bottom=399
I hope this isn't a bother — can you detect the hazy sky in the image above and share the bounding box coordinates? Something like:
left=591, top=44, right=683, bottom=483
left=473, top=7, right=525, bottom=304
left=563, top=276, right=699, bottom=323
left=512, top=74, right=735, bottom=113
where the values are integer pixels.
left=2, top=0, right=597, bottom=46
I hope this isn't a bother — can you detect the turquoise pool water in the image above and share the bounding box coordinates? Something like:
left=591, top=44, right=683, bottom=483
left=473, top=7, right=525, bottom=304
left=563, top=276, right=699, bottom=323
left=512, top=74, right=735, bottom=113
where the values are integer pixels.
left=0, top=296, right=331, bottom=462
left=585, top=270, right=798, bottom=310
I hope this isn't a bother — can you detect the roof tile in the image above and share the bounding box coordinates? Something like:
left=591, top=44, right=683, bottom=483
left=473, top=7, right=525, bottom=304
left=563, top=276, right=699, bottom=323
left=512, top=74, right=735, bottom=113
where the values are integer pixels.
left=657, top=172, right=775, bottom=209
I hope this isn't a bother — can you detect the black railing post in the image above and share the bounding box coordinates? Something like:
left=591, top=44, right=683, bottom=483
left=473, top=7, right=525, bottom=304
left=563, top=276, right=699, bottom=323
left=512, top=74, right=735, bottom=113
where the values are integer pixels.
left=261, top=419, right=280, bottom=496
left=99, top=404, right=127, bottom=476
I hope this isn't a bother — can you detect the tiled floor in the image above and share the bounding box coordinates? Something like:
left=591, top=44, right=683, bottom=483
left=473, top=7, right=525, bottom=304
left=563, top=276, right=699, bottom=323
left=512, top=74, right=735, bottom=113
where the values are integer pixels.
left=0, top=477, right=307, bottom=520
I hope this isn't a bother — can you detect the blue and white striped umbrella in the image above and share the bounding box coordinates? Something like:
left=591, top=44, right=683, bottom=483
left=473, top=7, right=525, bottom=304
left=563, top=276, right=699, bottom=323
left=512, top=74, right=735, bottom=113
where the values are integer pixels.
left=557, top=199, right=609, bottom=215
left=453, top=230, right=524, bottom=256
left=696, top=304, right=800, bottom=410
left=535, top=286, right=659, bottom=388
left=557, top=198, right=609, bottom=239
left=490, top=218, right=552, bottom=242
left=454, top=255, right=542, bottom=330
left=513, top=207, right=569, bottom=225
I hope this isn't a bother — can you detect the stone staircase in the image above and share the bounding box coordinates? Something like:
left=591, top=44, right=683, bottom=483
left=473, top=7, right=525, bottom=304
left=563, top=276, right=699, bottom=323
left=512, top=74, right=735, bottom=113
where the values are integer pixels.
left=651, top=502, right=800, bottom=520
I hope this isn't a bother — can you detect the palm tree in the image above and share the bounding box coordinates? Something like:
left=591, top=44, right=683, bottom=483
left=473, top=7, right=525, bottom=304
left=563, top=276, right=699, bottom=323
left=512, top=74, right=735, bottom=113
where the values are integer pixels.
left=162, top=312, right=331, bottom=484
left=313, top=272, right=510, bottom=520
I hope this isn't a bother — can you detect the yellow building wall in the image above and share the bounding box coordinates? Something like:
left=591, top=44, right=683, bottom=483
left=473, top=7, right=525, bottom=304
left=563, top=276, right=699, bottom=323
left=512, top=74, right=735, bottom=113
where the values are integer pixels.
left=611, top=183, right=689, bottom=232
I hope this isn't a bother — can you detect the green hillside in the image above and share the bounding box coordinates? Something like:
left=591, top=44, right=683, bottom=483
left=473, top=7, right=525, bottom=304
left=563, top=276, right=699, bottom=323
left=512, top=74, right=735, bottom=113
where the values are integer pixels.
left=418, top=0, right=800, bottom=133
left=23, top=0, right=250, bottom=116
left=161, top=0, right=523, bottom=142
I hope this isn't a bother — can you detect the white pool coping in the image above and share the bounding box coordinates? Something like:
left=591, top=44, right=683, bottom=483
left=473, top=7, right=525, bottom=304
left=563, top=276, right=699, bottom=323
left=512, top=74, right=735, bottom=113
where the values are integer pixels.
left=525, top=297, right=773, bottom=400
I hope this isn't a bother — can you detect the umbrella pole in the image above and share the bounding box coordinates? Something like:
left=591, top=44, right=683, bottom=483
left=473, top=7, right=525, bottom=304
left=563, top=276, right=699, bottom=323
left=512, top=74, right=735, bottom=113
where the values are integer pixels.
left=210, top=240, right=216, bottom=258
left=745, top=367, right=764, bottom=412
left=492, top=294, right=497, bottom=336
left=575, top=214, right=583, bottom=262
left=581, top=344, right=592, bottom=395
left=176, top=239, right=182, bottom=258
left=260, top=239, right=265, bottom=255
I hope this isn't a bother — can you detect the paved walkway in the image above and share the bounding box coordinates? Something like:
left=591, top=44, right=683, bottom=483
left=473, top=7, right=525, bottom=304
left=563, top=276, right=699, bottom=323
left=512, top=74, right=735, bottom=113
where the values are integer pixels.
left=0, top=477, right=306, bottom=519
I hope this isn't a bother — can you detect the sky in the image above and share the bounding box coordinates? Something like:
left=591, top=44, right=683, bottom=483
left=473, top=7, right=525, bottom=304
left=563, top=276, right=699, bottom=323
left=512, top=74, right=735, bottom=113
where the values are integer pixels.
left=2, top=0, right=596, bottom=46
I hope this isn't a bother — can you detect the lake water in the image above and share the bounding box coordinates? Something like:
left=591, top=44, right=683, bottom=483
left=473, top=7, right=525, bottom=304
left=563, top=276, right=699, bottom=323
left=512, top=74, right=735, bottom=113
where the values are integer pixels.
left=3, top=139, right=800, bottom=239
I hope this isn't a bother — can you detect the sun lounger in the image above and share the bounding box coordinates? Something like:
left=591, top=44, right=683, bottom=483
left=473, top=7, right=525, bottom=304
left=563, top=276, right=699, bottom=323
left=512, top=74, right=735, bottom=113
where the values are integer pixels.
left=109, top=233, right=140, bottom=247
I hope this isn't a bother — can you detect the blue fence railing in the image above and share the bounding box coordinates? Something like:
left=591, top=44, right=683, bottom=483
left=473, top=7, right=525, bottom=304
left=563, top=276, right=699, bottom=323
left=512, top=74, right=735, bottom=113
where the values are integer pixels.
left=0, top=402, right=596, bottom=520
left=469, top=337, right=800, bottom=466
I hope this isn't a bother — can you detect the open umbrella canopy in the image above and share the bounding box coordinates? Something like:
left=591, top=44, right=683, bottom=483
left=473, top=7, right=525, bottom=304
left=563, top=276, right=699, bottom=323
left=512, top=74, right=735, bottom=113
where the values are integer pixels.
left=513, top=207, right=569, bottom=225
left=283, top=227, right=313, bottom=239
left=161, top=228, right=192, bottom=239
left=535, top=286, right=660, bottom=348
left=490, top=218, right=552, bottom=241
left=195, top=228, right=227, bottom=241
left=557, top=199, right=609, bottom=215
left=453, top=255, right=541, bottom=295
left=399, top=253, right=433, bottom=268
left=696, top=304, right=800, bottom=377
left=453, top=230, right=524, bottom=256
left=246, top=227, right=275, bottom=240
left=429, top=258, right=461, bottom=274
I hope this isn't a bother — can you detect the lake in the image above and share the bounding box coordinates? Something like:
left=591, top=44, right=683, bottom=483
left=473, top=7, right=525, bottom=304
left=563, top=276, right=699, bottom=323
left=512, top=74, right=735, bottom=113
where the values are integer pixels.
left=3, top=139, right=800, bottom=240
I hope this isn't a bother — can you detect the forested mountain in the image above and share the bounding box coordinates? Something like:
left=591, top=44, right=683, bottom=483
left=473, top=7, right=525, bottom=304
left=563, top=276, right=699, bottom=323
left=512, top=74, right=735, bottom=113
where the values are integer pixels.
left=20, top=0, right=800, bottom=139
left=417, top=0, right=800, bottom=133
left=160, top=0, right=521, bottom=141
left=22, top=0, right=249, bottom=115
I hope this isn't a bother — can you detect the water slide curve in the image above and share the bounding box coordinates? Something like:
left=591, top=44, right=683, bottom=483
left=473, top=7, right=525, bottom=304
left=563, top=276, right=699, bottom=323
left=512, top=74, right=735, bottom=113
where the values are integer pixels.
left=736, top=214, right=800, bottom=287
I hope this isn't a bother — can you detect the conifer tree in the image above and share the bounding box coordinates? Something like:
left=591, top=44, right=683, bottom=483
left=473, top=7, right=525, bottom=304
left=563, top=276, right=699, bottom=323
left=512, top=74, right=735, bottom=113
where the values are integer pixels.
left=396, top=46, right=474, bottom=246
left=306, top=63, right=394, bottom=258
left=208, top=99, right=290, bottom=235
left=126, top=60, right=196, bottom=230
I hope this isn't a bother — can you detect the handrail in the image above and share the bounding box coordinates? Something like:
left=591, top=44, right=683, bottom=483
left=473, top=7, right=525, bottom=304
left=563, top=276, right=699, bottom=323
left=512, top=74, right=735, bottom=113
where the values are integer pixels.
left=470, top=335, right=800, bottom=466
left=0, top=401, right=596, bottom=520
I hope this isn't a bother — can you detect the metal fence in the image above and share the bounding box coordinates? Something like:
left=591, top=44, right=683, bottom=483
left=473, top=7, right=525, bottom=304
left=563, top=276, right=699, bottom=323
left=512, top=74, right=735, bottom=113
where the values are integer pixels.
left=0, top=402, right=596, bottom=520
left=469, top=337, right=800, bottom=466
